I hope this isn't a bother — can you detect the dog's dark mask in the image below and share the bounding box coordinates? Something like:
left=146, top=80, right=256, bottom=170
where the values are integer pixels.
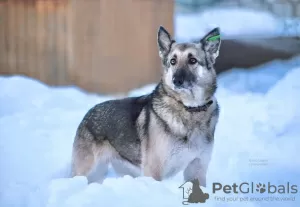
left=172, top=68, right=196, bottom=89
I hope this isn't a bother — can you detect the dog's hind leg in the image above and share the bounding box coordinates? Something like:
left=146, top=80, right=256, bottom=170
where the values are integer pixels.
left=71, top=139, right=117, bottom=183
left=71, top=128, right=117, bottom=183
left=87, top=161, right=109, bottom=184
left=88, top=141, right=120, bottom=183
left=71, top=133, right=97, bottom=178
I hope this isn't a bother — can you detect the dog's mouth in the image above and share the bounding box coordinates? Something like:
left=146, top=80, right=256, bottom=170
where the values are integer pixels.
left=173, top=84, right=200, bottom=100
left=173, top=81, right=195, bottom=92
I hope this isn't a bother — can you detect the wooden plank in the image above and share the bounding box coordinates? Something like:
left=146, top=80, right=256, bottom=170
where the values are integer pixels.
left=0, top=0, right=8, bottom=73
left=65, top=0, right=73, bottom=85
left=71, top=0, right=96, bottom=89
left=35, top=0, right=46, bottom=83
left=55, top=1, right=68, bottom=84
left=47, top=0, right=58, bottom=84
left=16, top=1, right=26, bottom=75
left=14, top=0, right=21, bottom=74
left=7, top=0, right=17, bottom=73
left=26, top=0, right=37, bottom=80
left=23, top=0, right=30, bottom=77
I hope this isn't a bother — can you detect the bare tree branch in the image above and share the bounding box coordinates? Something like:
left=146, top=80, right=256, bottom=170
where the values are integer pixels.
left=186, top=187, right=192, bottom=195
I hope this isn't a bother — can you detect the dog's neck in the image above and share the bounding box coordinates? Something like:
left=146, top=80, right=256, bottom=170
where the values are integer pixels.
left=178, top=99, right=213, bottom=112
left=153, top=82, right=214, bottom=113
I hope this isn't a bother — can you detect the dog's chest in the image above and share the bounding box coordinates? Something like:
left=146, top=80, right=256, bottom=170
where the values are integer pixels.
left=162, top=129, right=210, bottom=178
left=148, top=109, right=213, bottom=178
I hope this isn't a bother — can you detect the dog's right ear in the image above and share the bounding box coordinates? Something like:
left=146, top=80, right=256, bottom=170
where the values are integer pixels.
left=157, top=26, right=174, bottom=58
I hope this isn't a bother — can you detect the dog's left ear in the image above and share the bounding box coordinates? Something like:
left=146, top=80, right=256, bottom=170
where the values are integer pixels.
left=201, top=27, right=221, bottom=61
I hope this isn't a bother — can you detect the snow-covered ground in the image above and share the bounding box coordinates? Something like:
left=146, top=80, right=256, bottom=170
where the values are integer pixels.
left=1, top=55, right=300, bottom=207
left=1, top=7, right=300, bottom=207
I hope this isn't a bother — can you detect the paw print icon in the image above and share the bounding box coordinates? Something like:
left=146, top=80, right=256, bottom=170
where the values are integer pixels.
left=256, top=183, right=266, bottom=193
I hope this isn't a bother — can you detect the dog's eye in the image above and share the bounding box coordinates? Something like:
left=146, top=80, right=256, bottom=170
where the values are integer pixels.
left=170, top=58, right=177, bottom=65
left=189, top=58, right=197, bottom=65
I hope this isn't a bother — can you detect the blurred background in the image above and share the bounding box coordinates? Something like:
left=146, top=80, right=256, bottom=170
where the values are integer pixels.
left=0, top=0, right=299, bottom=94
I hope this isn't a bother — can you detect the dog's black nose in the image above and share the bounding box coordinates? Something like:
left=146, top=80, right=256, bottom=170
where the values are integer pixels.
left=172, top=75, right=184, bottom=87
left=173, top=69, right=186, bottom=87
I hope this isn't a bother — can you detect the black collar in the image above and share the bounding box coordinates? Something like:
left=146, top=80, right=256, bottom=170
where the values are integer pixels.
left=158, top=83, right=213, bottom=113
left=181, top=100, right=213, bottom=113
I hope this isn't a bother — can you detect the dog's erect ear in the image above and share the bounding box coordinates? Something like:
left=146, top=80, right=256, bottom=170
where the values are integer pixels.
left=201, top=27, right=221, bottom=61
left=157, top=26, right=174, bottom=58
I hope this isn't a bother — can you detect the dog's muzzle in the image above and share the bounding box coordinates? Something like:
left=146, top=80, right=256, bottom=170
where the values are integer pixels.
left=172, top=69, right=195, bottom=88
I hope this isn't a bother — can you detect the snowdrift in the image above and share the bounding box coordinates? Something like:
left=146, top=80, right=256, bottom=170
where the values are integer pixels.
left=1, top=55, right=300, bottom=207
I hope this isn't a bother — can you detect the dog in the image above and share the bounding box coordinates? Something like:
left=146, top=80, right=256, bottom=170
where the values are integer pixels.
left=71, top=26, right=221, bottom=187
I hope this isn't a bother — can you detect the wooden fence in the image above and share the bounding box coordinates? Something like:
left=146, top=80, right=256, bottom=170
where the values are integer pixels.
left=0, top=0, right=174, bottom=94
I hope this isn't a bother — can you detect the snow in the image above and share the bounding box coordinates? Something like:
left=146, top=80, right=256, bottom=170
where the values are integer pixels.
left=1, top=55, right=300, bottom=206
left=175, top=8, right=300, bottom=42
left=1, top=7, right=300, bottom=207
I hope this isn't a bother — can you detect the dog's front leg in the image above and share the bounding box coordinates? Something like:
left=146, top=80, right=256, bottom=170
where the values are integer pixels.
left=183, top=158, right=208, bottom=187
left=142, top=152, right=164, bottom=181
left=184, top=142, right=214, bottom=188
left=141, top=139, right=164, bottom=181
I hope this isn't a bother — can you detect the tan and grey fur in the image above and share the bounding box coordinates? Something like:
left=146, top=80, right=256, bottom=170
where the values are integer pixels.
left=71, top=26, right=221, bottom=186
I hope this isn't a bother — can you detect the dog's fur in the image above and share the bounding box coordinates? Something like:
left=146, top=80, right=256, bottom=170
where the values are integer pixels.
left=71, top=26, right=221, bottom=186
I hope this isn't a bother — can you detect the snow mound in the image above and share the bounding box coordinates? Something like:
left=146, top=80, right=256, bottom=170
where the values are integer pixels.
left=175, top=8, right=299, bottom=41
left=217, top=55, right=300, bottom=94
left=1, top=55, right=300, bottom=207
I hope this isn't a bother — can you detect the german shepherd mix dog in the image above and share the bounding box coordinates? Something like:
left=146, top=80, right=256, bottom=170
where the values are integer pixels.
left=71, top=26, right=221, bottom=187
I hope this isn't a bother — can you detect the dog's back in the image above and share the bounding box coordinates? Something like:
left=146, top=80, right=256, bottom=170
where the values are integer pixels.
left=82, top=95, right=149, bottom=145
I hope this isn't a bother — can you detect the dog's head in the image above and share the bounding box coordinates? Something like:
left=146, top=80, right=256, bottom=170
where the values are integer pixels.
left=157, top=26, right=221, bottom=107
